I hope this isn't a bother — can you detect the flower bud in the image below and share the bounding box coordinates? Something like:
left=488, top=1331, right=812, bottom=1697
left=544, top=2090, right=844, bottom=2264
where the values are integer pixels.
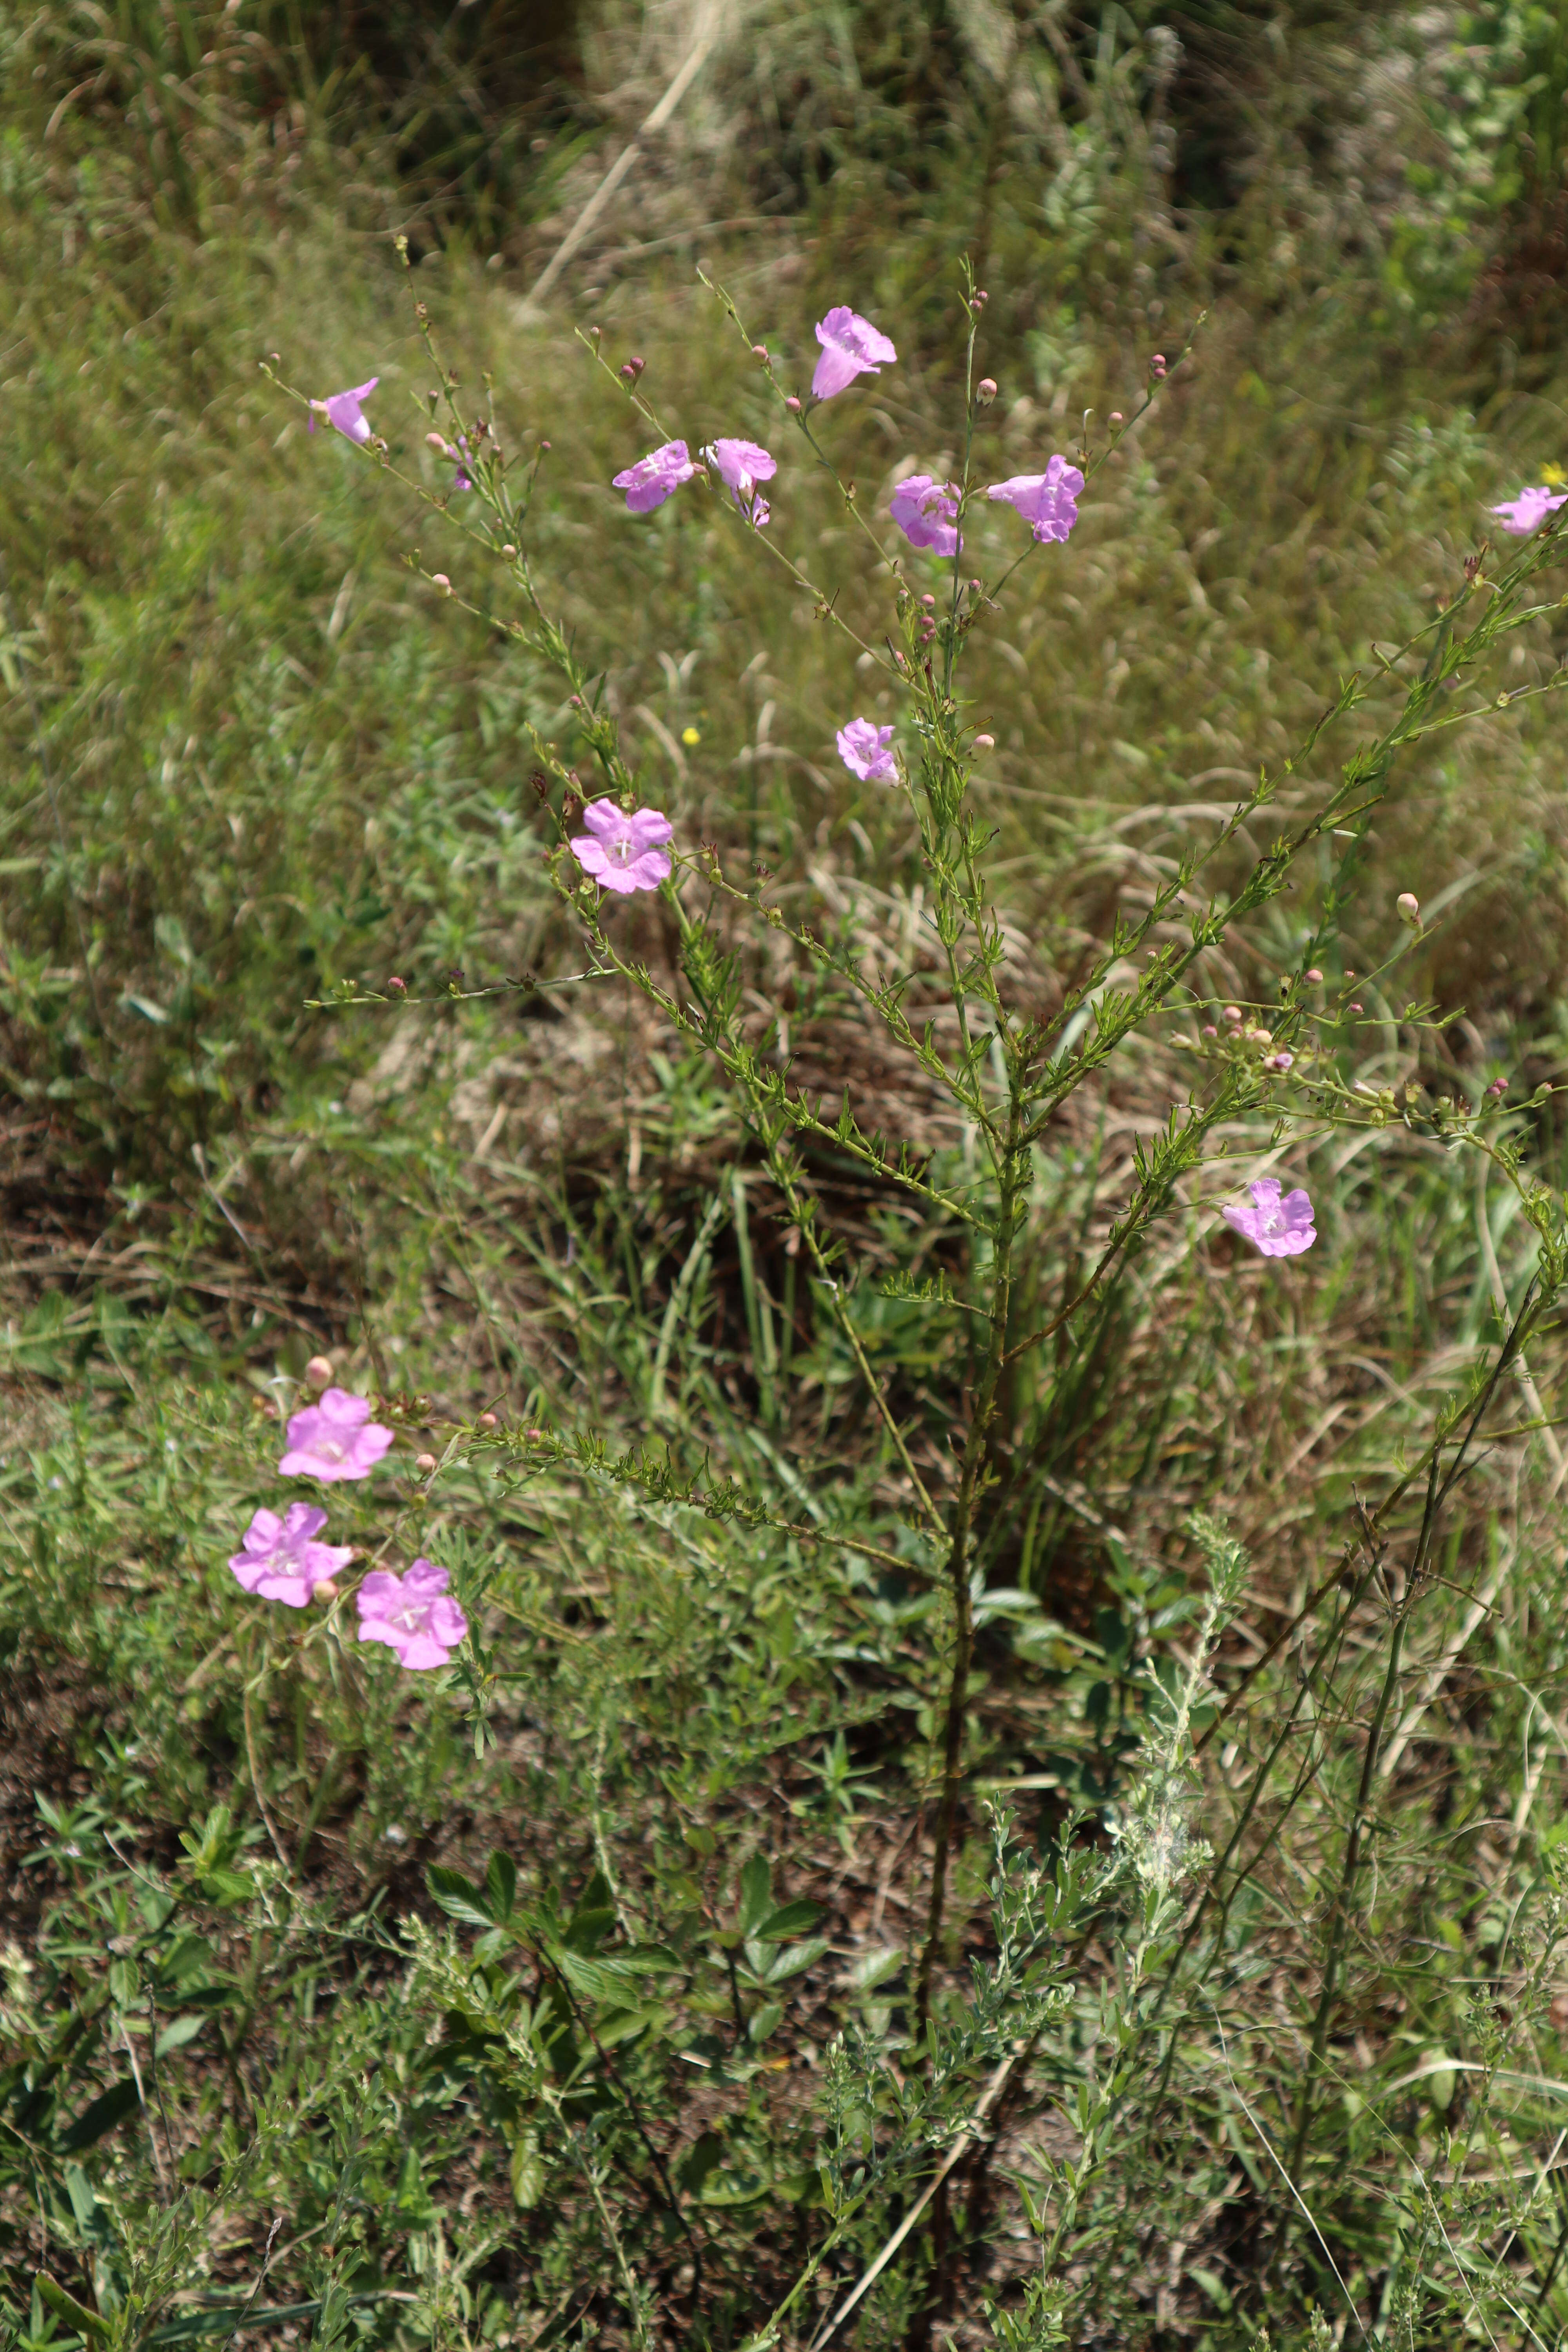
left=501, top=542, right=517, bottom=558
left=1223, top=1005, right=1242, bottom=1024
left=1348, top=1001, right=1363, bottom=1014
left=305, top=1354, right=335, bottom=1390
left=1201, top=1024, right=1218, bottom=1038
left=1265, top=1050, right=1294, bottom=1073
left=312, top=1579, right=338, bottom=1604
left=588, top=324, right=602, bottom=341
left=621, top=355, right=645, bottom=381
left=1151, top=352, right=1168, bottom=379
left=751, top=343, right=768, bottom=359
left=974, top=733, right=995, bottom=748
left=785, top=396, right=802, bottom=413
left=1396, top=891, right=1420, bottom=926
left=921, top=592, right=936, bottom=607
left=425, top=430, right=448, bottom=451
left=432, top=573, right=452, bottom=594
left=1305, top=966, right=1323, bottom=983
left=971, top=289, right=989, bottom=308
left=1487, top=1076, right=1507, bottom=1097
left=1110, top=410, right=1125, bottom=424
left=477, top=1410, right=499, bottom=1428
left=387, top=975, right=406, bottom=995
left=415, top=1451, right=437, bottom=1474
left=976, top=377, right=997, bottom=405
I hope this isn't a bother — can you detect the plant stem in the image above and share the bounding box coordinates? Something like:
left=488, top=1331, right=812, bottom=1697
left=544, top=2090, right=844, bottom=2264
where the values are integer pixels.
left=914, top=1095, right=1023, bottom=2046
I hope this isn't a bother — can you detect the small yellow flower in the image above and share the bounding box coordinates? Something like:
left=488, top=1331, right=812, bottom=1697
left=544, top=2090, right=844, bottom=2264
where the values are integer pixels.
left=1543, top=463, right=1567, bottom=486
left=681, top=726, right=701, bottom=746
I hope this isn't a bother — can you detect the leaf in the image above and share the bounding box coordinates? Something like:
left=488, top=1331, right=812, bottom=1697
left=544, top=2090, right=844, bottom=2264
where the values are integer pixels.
left=739, top=1855, right=772, bottom=1936
left=553, top=1948, right=646, bottom=2005
left=153, top=2013, right=208, bottom=2059
left=756, top=1936, right=830, bottom=1985
left=120, top=992, right=171, bottom=1024
left=562, top=1870, right=614, bottom=1955
left=426, top=1866, right=495, bottom=1931
left=748, top=2002, right=785, bottom=2043
left=36, top=2275, right=111, bottom=2341
left=58, top=2077, right=140, bottom=2152
left=484, top=1851, right=517, bottom=1922
left=752, top=1900, right=821, bottom=1943
left=846, top=1946, right=904, bottom=1994
left=510, top=2127, right=545, bottom=2210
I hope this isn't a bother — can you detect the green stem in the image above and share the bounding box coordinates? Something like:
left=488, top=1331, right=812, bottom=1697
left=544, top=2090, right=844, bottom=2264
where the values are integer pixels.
left=914, top=1094, right=1023, bottom=2046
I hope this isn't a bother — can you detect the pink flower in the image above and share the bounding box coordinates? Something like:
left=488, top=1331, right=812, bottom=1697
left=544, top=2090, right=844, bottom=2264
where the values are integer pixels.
left=811, top=307, right=897, bottom=401
left=613, top=439, right=698, bottom=514
left=703, top=437, right=776, bottom=525
left=278, top=1387, right=394, bottom=1483
left=228, top=1504, right=354, bottom=1609
left=986, top=456, right=1084, bottom=544
left=309, top=378, right=378, bottom=445
left=1490, top=485, right=1568, bottom=535
left=356, top=1559, right=468, bottom=1671
left=569, top=799, right=674, bottom=895
left=836, top=719, right=897, bottom=783
left=890, top=475, right=962, bottom=558
left=1222, top=1178, right=1316, bottom=1259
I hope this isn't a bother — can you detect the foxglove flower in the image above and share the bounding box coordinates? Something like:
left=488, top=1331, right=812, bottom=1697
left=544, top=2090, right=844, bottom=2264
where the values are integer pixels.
left=1222, top=1178, right=1316, bottom=1259
left=310, top=378, right=378, bottom=445
left=987, top=455, right=1084, bottom=544
left=228, top=1504, right=354, bottom=1609
left=613, top=440, right=698, bottom=514
left=836, top=719, right=897, bottom=783
left=1491, top=485, right=1568, bottom=535
left=569, top=799, right=674, bottom=895
left=356, top=1560, right=468, bottom=1671
left=702, top=437, right=776, bottom=526
left=811, top=307, right=897, bottom=401
left=889, top=475, right=962, bottom=558
left=278, top=1387, right=394, bottom=1483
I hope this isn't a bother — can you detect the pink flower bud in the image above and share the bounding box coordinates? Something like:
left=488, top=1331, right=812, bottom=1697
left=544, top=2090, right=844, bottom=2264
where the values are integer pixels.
left=304, top=1354, right=335, bottom=1390
left=1487, top=1077, right=1507, bottom=1097
left=387, top=975, right=406, bottom=995
left=1344, top=969, right=1356, bottom=980
left=973, top=733, right=995, bottom=748
left=1151, top=353, right=1168, bottom=379
left=1348, top=1001, right=1364, bottom=1013
left=501, top=542, right=517, bottom=558
left=1110, top=410, right=1124, bottom=423
left=785, top=396, right=802, bottom=413
left=1201, top=1024, right=1218, bottom=1038
left=971, top=289, right=989, bottom=307
left=477, top=1410, right=499, bottom=1428
left=751, top=343, right=768, bottom=359
left=1223, top=1005, right=1242, bottom=1023
left=1305, top=967, right=1323, bottom=983
left=415, top=1451, right=437, bottom=1474
left=312, top=1579, right=338, bottom=1603
left=921, top=592, right=936, bottom=607
left=1396, top=891, right=1420, bottom=926
left=425, top=430, right=448, bottom=451
left=976, top=377, right=997, bottom=405
left=620, top=355, right=645, bottom=381
left=432, top=573, right=452, bottom=594
left=1265, top=1051, right=1294, bottom=1073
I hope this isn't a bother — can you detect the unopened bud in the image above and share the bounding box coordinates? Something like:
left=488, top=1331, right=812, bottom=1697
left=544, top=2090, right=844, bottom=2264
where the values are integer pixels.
left=1222, top=1005, right=1242, bottom=1024
left=387, top=975, right=406, bottom=996
left=976, top=377, right=997, bottom=405
left=1348, top=1001, right=1364, bottom=1014
left=432, top=573, right=452, bottom=594
left=1201, top=1024, right=1218, bottom=1038
left=425, top=430, right=448, bottom=451
left=620, top=354, right=645, bottom=381
left=921, top=592, right=936, bottom=607
left=1396, top=891, right=1420, bottom=926
left=304, top=1354, right=335, bottom=1390
left=477, top=1410, right=499, bottom=1428
left=1110, top=410, right=1125, bottom=424
left=1487, top=1077, right=1507, bottom=1097
left=501, top=541, right=517, bottom=558
left=312, top=1579, right=338, bottom=1603
left=415, top=1451, right=437, bottom=1474
left=1305, top=967, right=1323, bottom=983
left=973, top=733, right=995, bottom=748
left=751, top=343, right=768, bottom=359
left=588, top=323, right=602, bottom=340
left=971, top=288, right=989, bottom=308
left=1265, top=1050, right=1294, bottom=1073
left=539, top=439, right=551, bottom=452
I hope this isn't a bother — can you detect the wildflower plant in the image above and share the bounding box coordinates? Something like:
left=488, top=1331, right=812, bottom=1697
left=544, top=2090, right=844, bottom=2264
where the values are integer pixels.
left=242, top=250, right=1568, bottom=2345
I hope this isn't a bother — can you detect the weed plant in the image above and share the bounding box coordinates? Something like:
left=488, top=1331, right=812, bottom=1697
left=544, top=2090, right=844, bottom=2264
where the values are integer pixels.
left=10, top=11, right=1568, bottom=2352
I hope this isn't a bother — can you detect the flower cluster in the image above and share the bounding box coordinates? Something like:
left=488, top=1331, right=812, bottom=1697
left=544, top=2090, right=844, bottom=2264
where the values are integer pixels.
left=226, top=1383, right=468, bottom=1671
